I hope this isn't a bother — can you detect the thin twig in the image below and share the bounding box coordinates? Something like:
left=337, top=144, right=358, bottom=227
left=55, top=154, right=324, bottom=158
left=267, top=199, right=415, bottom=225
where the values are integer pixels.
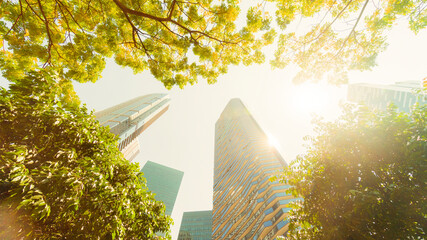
left=334, top=0, right=370, bottom=58
left=303, top=0, right=354, bottom=45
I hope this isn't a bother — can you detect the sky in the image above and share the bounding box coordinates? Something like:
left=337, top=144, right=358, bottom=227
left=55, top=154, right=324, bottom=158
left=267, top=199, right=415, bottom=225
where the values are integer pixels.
left=1, top=7, right=427, bottom=240
left=71, top=22, right=427, bottom=239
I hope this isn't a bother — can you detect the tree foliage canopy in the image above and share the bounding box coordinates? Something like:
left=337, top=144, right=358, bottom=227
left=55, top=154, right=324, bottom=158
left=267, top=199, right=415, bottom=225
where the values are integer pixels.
left=270, top=0, right=427, bottom=84
left=0, top=70, right=171, bottom=239
left=1, top=0, right=426, bottom=91
left=0, top=0, right=273, bottom=91
left=282, top=104, right=427, bottom=239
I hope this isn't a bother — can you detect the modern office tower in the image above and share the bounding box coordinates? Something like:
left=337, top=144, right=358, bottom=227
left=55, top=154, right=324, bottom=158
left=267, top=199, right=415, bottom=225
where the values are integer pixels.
left=348, top=81, right=426, bottom=112
left=178, top=210, right=213, bottom=240
left=213, top=99, right=299, bottom=240
left=95, top=94, right=170, bottom=161
left=141, top=161, right=184, bottom=216
left=121, top=138, right=140, bottom=162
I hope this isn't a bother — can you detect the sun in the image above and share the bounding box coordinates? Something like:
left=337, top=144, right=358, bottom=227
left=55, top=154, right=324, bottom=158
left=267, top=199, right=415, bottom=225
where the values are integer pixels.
left=291, top=83, right=331, bottom=115
left=266, top=132, right=281, bottom=149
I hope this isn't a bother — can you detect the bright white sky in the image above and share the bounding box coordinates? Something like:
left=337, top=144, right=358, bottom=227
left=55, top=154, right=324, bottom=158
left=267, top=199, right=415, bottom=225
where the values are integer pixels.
left=1, top=5, right=427, bottom=240
left=72, top=22, right=427, bottom=239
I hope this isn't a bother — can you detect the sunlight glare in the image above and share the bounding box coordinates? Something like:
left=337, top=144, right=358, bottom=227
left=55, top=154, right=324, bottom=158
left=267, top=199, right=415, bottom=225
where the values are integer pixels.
left=291, top=83, right=331, bottom=115
left=266, top=132, right=280, bottom=149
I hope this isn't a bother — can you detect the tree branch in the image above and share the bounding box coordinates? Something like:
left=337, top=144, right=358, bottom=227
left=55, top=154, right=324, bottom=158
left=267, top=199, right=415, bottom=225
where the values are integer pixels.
left=54, top=1, right=76, bottom=36
left=36, top=0, right=53, bottom=67
left=335, top=0, right=370, bottom=58
left=55, top=0, right=86, bottom=33
left=5, top=0, right=24, bottom=37
left=159, top=21, right=185, bottom=39
left=112, top=0, right=240, bottom=45
left=22, top=0, right=44, bottom=22
left=167, top=0, right=177, bottom=19
left=119, top=7, right=156, bottom=61
left=113, top=0, right=170, bottom=22
left=303, top=0, right=354, bottom=45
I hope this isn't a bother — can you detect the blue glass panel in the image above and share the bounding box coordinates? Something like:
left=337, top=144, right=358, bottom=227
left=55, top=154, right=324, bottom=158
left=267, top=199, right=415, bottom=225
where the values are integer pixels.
left=103, top=121, right=119, bottom=128
left=272, top=185, right=291, bottom=190
left=282, top=207, right=292, bottom=213
left=265, top=208, right=273, bottom=215
left=276, top=219, right=289, bottom=229
left=120, top=110, right=138, bottom=116
left=263, top=221, right=273, bottom=227
left=112, top=115, right=129, bottom=123
left=133, top=103, right=150, bottom=111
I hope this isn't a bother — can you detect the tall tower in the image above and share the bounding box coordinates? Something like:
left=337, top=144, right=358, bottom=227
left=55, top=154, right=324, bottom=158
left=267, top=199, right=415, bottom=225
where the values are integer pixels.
left=141, top=161, right=183, bottom=216
left=348, top=81, right=426, bottom=112
left=95, top=94, right=170, bottom=161
left=213, top=99, right=298, bottom=239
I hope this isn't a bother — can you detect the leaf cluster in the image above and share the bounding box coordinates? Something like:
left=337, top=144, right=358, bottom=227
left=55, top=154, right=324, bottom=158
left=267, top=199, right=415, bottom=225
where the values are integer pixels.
left=270, top=0, right=427, bottom=84
left=0, top=0, right=274, bottom=95
left=282, top=104, right=427, bottom=239
left=1, top=0, right=426, bottom=92
left=0, top=70, right=171, bottom=239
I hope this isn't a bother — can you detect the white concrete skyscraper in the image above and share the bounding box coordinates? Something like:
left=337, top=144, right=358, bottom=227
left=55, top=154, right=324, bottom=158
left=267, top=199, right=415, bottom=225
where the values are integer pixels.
left=95, top=94, right=170, bottom=161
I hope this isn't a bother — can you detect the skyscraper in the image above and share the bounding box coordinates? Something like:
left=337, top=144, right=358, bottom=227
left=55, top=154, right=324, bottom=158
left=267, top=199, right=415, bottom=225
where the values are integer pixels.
left=178, top=210, right=212, bottom=240
left=348, top=81, right=426, bottom=112
left=95, top=94, right=170, bottom=161
left=141, top=161, right=184, bottom=216
left=213, top=99, right=299, bottom=239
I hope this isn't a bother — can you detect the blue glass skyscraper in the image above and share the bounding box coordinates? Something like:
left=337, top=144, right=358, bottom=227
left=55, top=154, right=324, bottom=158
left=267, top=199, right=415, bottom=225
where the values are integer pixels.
left=141, top=161, right=183, bottom=216
left=178, top=210, right=212, bottom=240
